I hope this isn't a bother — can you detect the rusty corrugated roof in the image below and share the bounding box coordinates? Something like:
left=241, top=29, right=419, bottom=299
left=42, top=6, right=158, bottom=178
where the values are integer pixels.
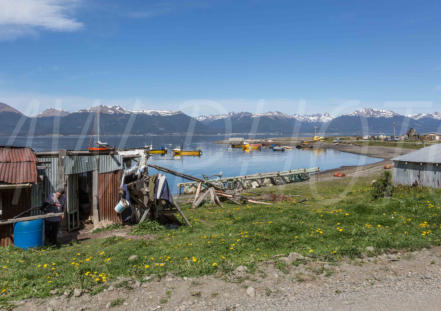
left=0, top=147, right=37, bottom=184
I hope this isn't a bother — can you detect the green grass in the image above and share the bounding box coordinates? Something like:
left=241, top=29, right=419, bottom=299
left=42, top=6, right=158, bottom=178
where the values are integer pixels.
left=1, top=177, right=441, bottom=307
left=109, top=298, right=125, bottom=307
left=352, top=140, right=432, bottom=149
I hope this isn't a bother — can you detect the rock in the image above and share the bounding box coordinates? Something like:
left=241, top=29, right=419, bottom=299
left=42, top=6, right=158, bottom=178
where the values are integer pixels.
left=366, top=246, right=375, bottom=253
left=134, top=281, right=141, bottom=288
left=281, top=252, right=304, bottom=264
left=106, top=302, right=111, bottom=309
left=63, top=290, right=70, bottom=297
left=128, top=255, right=139, bottom=262
left=246, top=286, right=256, bottom=297
left=144, top=274, right=159, bottom=282
left=108, top=285, right=114, bottom=291
left=49, top=289, right=58, bottom=295
left=73, top=288, right=83, bottom=297
left=234, top=266, right=248, bottom=274
left=387, top=254, right=399, bottom=261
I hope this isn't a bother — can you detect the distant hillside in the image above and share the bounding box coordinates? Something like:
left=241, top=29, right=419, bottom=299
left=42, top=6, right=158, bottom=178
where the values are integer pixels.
left=0, top=103, right=440, bottom=136
left=0, top=103, right=214, bottom=136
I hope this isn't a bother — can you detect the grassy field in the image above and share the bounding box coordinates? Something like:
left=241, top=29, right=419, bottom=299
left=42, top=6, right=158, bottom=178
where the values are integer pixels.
left=351, top=140, right=429, bottom=149
left=1, top=176, right=441, bottom=307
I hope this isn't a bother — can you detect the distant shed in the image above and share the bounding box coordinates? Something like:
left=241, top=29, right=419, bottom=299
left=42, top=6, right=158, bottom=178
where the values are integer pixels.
left=392, top=144, right=441, bottom=188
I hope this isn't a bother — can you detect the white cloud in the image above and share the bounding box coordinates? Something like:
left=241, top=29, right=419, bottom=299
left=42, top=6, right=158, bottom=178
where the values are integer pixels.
left=0, top=0, right=83, bottom=40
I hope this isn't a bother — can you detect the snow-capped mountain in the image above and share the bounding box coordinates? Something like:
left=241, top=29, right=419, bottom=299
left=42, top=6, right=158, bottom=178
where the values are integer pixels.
left=409, top=112, right=441, bottom=120
left=198, top=111, right=333, bottom=123
left=78, top=105, right=180, bottom=116
left=346, top=108, right=399, bottom=118
left=1, top=102, right=441, bottom=136
left=292, top=113, right=334, bottom=123
left=197, top=112, right=253, bottom=122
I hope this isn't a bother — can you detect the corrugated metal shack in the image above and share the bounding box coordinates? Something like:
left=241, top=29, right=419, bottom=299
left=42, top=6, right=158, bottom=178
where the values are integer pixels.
left=35, top=150, right=126, bottom=231
left=0, top=147, right=38, bottom=246
left=392, top=144, right=441, bottom=188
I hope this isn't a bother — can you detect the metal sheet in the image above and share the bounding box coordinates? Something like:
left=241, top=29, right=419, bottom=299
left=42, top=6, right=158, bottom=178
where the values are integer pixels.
left=0, top=147, right=37, bottom=184
left=393, top=161, right=441, bottom=188
left=98, top=170, right=122, bottom=223
left=0, top=147, right=37, bottom=162
left=35, top=156, right=59, bottom=206
left=392, top=144, right=441, bottom=164
left=63, top=156, right=96, bottom=175
left=98, top=155, right=123, bottom=174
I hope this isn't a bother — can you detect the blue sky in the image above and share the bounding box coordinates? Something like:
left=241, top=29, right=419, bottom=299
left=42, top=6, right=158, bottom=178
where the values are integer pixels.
left=0, top=0, right=440, bottom=116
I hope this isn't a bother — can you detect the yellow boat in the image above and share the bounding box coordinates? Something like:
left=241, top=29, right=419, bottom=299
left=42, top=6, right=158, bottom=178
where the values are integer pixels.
left=242, top=143, right=261, bottom=151
left=149, top=149, right=167, bottom=155
left=172, top=148, right=202, bottom=156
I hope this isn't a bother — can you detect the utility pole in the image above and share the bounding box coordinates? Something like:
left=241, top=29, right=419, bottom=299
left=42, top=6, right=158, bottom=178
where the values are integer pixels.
left=393, top=121, right=396, bottom=140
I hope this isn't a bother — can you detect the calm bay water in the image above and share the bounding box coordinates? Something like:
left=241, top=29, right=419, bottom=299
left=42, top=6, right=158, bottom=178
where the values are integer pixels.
left=1, top=135, right=381, bottom=193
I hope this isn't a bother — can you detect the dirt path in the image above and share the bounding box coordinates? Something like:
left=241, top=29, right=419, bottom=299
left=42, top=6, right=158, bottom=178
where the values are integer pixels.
left=15, top=247, right=441, bottom=311
left=318, top=142, right=412, bottom=160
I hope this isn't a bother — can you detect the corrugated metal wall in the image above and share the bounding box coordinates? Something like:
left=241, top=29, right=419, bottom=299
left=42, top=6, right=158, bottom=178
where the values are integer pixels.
left=98, top=155, right=123, bottom=173
left=98, top=170, right=122, bottom=223
left=64, top=156, right=96, bottom=175
left=63, top=155, right=123, bottom=175
left=393, top=161, right=441, bottom=188
left=32, top=157, right=59, bottom=209
left=0, top=188, right=32, bottom=246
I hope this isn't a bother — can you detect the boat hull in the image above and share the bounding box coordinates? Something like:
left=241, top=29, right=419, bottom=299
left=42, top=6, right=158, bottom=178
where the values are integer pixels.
left=149, top=149, right=167, bottom=155
left=173, top=150, right=202, bottom=156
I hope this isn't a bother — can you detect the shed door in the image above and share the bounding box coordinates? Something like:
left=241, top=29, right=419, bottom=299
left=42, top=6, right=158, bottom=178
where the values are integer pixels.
left=66, top=175, right=80, bottom=231
left=98, top=170, right=122, bottom=223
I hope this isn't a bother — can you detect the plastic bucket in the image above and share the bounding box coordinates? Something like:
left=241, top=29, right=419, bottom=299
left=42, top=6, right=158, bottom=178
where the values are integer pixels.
left=114, top=200, right=128, bottom=213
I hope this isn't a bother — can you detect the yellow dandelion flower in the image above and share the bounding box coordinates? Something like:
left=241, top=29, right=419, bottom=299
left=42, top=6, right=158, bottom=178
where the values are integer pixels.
left=144, top=265, right=150, bottom=269
left=192, top=257, right=197, bottom=262
left=212, top=262, right=217, bottom=267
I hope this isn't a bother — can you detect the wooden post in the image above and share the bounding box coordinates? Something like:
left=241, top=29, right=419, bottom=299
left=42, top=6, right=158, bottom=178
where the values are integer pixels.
left=92, top=155, right=100, bottom=224
left=58, top=149, right=67, bottom=228
left=192, top=182, right=202, bottom=208
left=173, top=201, right=191, bottom=227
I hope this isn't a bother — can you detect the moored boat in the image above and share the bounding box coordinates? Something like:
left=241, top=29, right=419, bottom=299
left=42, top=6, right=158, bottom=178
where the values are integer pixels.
left=272, top=146, right=285, bottom=152
left=172, top=148, right=202, bottom=156
left=242, top=142, right=261, bottom=151
left=149, top=148, right=168, bottom=155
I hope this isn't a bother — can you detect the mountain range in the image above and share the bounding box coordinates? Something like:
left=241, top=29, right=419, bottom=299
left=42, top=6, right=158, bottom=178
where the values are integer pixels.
left=0, top=103, right=440, bottom=137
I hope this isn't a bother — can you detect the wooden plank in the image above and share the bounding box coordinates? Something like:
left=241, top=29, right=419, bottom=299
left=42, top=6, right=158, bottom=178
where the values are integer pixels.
left=0, top=184, right=32, bottom=190
left=192, top=182, right=202, bottom=208
left=92, top=165, right=99, bottom=224
left=147, top=164, right=224, bottom=190
left=172, top=201, right=191, bottom=227
left=193, top=190, right=211, bottom=208
left=0, top=213, right=64, bottom=225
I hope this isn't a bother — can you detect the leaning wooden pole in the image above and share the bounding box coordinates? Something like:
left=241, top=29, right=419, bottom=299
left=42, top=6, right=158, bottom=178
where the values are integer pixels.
left=147, top=164, right=223, bottom=190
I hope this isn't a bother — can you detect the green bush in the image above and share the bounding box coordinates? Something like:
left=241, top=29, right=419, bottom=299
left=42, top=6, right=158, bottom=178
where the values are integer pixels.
left=371, top=171, right=394, bottom=199
left=131, top=221, right=165, bottom=235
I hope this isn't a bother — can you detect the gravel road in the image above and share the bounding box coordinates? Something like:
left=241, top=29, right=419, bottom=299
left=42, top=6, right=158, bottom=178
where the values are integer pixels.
left=15, top=247, right=441, bottom=311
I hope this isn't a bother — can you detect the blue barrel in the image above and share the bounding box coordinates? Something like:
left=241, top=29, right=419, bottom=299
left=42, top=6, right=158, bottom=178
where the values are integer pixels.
left=14, top=219, right=45, bottom=249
